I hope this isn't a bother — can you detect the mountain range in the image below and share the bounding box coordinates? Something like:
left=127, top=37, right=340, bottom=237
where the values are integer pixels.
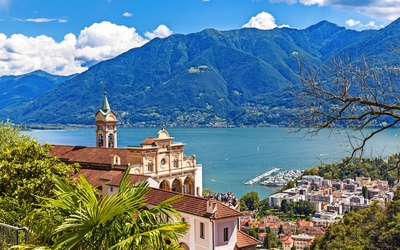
left=2, top=19, right=400, bottom=127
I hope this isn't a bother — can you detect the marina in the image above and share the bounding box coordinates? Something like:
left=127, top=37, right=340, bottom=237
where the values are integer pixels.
left=244, top=168, right=280, bottom=185
left=260, top=169, right=303, bottom=187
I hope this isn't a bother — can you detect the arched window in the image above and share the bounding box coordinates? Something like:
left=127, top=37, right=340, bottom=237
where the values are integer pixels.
left=98, top=134, right=104, bottom=148
left=173, top=158, right=179, bottom=168
left=108, top=134, right=114, bottom=148
left=180, top=243, right=190, bottom=250
left=147, top=161, right=154, bottom=172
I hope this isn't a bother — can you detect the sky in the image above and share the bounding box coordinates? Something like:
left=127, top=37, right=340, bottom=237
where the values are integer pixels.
left=0, top=0, right=399, bottom=77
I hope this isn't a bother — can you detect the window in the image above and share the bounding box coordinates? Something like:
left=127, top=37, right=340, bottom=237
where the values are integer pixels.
left=223, top=227, right=228, bottom=242
left=110, top=187, right=114, bottom=192
left=182, top=217, right=185, bottom=222
left=148, top=162, right=153, bottom=172
left=200, top=222, right=204, bottom=239
left=173, top=158, right=179, bottom=168
left=98, top=134, right=104, bottom=148
left=108, top=134, right=114, bottom=148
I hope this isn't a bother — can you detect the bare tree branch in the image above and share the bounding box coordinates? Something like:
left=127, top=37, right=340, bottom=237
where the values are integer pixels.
left=291, top=54, right=400, bottom=165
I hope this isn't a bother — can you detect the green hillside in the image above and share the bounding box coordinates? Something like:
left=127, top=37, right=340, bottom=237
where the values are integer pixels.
left=3, top=19, right=400, bottom=127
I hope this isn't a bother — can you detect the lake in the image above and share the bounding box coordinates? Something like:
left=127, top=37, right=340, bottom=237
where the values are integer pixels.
left=29, top=127, right=400, bottom=199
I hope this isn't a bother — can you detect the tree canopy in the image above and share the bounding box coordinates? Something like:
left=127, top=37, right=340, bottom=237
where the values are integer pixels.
left=311, top=190, right=400, bottom=250
left=0, top=121, right=78, bottom=226
left=240, top=191, right=260, bottom=211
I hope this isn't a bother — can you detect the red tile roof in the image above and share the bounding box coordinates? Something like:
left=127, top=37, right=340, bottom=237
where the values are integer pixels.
left=72, top=168, right=151, bottom=188
left=298, top=227, right=326, bottom=236
left=72, top=168, right=115, bottom=187
left=105, top=172, right=150, bottom=186
left=236, top=230, right=260, bottom=249
left=146, top=188, right=241, bottom=220
left=141, top=137, right=155, bottom=146
left=282, top=236, right=294, bottom=245
left=297, top=220, right=314, bottom=228
left=50, top=144, right=130, bottom=166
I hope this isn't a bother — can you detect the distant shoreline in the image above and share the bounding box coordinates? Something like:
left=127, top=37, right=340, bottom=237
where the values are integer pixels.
left=19, top=123, right=286, bottom=130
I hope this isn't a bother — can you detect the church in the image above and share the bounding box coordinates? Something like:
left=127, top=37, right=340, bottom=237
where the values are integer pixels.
left=49, top=91, right=259, bottom=250
left=51, top=90, right=202, bottom=196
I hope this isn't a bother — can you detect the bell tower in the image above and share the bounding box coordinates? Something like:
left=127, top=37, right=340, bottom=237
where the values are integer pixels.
left=95, top=89, right=117, bottom=148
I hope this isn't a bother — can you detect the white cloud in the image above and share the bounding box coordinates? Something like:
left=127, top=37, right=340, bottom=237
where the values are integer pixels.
left=270, top=0, right=400, bottom=22
left=346, top=19, right=361, bottom=27
left=26, top=18, right=56, bottom=23
left=123, top=12, right=133, bottom=17
left=144, top=24, right=173, bottom=39
left=269, top=0, right=297, bottom=4
left=0, top=21, right=152, bottom=76
left=345, top=19, right=378, bottom=29
left=242, top=11, right=278, bottom=30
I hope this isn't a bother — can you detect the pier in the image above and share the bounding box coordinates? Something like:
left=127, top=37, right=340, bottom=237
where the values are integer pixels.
left=244, top=168, right=280, bottom=185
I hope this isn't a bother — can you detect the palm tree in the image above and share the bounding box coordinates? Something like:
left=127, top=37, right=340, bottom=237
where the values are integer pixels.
left=17, top=170, right=190, bottom=249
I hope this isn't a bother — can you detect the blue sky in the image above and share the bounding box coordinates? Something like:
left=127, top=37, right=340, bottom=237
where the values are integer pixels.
left=0, top=0, right=399, bottom=76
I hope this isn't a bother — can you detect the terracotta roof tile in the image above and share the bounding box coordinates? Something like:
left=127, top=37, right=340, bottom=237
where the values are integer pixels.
left=298, top=227, right=326, bottom=236
left=106, top=173, right=150, bottom=186
left=141, top=137, right=155, bottom=146
left=297, top=220, right=314, bottom=228
left=146, top=189, right=241, bottom=219
left=236, top=230, right=260, bottom=248
left=72, top=168, right=118, bottom=187
left=50, top=144, right=129, bottom=166
left=72, top=168, right=151, bottom=188
left=283, top=237, right=294, bottom=245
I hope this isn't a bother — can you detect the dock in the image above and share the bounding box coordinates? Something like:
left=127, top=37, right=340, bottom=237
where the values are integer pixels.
left=244, top=168, right=280, bottom=185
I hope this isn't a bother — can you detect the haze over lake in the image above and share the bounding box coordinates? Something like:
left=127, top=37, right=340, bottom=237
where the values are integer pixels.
left=30, top=127, right=400, bottom=198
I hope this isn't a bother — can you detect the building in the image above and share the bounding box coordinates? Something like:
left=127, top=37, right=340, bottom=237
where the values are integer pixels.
left=282, top=233, right=315, bottom=250
left=146, top=188, right=260, bottom=250
left=305, top=193, right=333, bottom=204
left=95, top=90, right=118, bottom=148
left=268, top=193, right=289, bottom=207
left=127, top=128, right=202, bottom=196
left=50, top=93, right=202, bottom=196
left=49, top=92, right=260, bottom=250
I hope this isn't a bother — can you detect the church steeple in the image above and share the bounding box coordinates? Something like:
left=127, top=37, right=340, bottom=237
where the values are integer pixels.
left=101, top=89, right=111, bottom=113
left=95, top=88, right=117, bottom=148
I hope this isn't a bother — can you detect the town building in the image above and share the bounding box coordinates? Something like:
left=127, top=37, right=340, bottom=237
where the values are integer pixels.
left=282, top=233, right=314, bottom=250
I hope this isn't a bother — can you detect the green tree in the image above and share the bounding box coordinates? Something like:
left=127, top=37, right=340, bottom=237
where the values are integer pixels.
left=281, top=199, right=289, bottom=213
left=278, top=224, right=284, bottom=234
left=247, top=227, right=260, bottom=239
left=310, top=201, right=389, bottom=250
left=20, top=170, right=189, bottom=249
left=293, top=200, right=316, bottom=216
left=362, top=186, right=368, bottom=199
left=240, top=191, right=260, bottom=211
left=202, top=188, right=214, bottom=197
left=0, top=121, right=78, bottom=226
left=303, top=166, right=319, bottom=176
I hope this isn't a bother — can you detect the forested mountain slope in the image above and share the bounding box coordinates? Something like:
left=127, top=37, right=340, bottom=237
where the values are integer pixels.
left=4, top=19, right=400, bottom=126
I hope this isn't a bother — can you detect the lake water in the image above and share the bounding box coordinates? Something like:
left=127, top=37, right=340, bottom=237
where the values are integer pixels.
left=29, top=127, right=400, bottom=199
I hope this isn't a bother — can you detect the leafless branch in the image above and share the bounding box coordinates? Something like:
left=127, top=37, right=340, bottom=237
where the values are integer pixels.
left=291, top=54, right=400, bottom=165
